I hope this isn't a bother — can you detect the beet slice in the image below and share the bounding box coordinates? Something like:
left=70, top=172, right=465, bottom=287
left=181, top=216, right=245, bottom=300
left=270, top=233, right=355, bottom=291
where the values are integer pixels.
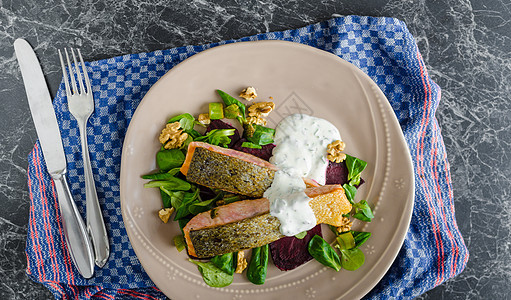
left=325, top=160, right=364, bottom=187
left=269, top=224, right=322, bottom=271
left=325, top=160, right=349, bottom=185
left=232, top=138, right=275, bottom=161
left=206, top=119, right=241, bottom=148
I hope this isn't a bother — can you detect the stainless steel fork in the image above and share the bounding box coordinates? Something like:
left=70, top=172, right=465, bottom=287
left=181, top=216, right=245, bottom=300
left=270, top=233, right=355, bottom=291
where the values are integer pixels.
left=59, top=48, right=110, bottom=267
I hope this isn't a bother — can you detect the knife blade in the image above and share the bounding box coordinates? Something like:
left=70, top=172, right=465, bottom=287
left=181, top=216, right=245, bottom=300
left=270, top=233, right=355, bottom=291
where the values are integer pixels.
left=14, top=38, right=95, bottom=278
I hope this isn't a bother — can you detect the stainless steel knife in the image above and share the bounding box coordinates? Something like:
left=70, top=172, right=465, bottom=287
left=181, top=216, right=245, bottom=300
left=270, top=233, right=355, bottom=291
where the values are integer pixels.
left=14, top=38, right=95, bottom=278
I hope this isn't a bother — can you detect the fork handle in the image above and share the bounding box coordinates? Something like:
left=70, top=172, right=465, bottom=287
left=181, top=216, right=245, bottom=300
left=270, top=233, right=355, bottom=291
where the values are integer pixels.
left=79, top=124, right=110, bottom=267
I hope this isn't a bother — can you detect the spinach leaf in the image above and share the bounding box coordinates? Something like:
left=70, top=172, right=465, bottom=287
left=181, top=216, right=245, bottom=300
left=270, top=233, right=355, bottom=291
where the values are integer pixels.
left=342, top=183, right=357, bottom=204
left=189, top=259, right=233, bottom=287
left=335, top=232, right=355, bottom=250
left=346, top=155, right=367, bottom=186
left=307, top=235, right=342, bottom=272
left=160, top=189, right=172, bottom=208
left=217, top=89, right=247, bottom=123
left=174, top=188, right=200, bottom=220
left=247, top=125, right=275, bottom=146
left=178, top=217, right=191, bottom=232
left=188, top=198, right=216, bottom=215
left=160, top=190, right=185, bottom=210
left=142, top=173, right=172, bottom=181
left=194, top=129, right=235, bottom=147
left=340, top=248, right=365, bottom=271
left=247, top=244, right=269, bottom=285
left=168, top=113, right=202, bottom=138
left=168, top=113, right=194, bottom=124
left=352, top=200, right=374, bottom=222
left=222, top=195, right=242, bottom=205
left=156, top=149, right=185, bottom=171
left=143, top=177, right=191, bottom=191
left=211, top=253, right=235, bottom=275
left=351, top=231, right=371, bottom=248
left=241, top=141, right=262, bottom=149
left=142, top=167, right=181, bottom=180
left=173, top=235, right=186, bottom=252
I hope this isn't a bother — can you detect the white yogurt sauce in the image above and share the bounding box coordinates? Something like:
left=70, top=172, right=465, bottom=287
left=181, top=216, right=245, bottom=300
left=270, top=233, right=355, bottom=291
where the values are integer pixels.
left=263, top=114, right=342, bottom=236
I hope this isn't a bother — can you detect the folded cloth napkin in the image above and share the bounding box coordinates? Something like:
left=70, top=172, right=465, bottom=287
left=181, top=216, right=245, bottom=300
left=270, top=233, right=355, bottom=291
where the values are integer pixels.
left=25, top=15, right=468, bottom=299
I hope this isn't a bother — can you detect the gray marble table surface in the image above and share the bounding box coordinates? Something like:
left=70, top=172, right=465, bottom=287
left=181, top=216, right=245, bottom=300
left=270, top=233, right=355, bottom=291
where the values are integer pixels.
left=1, top=0, right=509, bottom=299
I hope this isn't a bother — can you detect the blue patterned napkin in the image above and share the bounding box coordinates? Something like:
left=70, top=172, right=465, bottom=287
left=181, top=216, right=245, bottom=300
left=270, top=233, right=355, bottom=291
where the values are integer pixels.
left=25, top=15, right=468, bottom=299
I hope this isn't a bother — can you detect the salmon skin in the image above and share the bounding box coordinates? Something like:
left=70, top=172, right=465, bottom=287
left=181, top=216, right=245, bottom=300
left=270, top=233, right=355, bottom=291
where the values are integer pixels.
left=181, top=142, right=277, bottom=198
left=189, top=214, right=283, bottom=258
left=184, top=185, right=351, bottom=258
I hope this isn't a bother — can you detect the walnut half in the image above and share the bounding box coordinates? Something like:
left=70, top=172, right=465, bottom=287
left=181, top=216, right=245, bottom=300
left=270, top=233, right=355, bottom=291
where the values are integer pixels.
left=159, top=122, right=188, bottom=149
left=158, top=207, right=175, bottom=223
left=235, top=251, right=248, bottom=273
left=327, top=140, right=346, bottom=163
left=336, top=216, right=353, bottom=233
left=239, top=86, right=257, bottom=101
left=248, top=101, right=275, bottom=117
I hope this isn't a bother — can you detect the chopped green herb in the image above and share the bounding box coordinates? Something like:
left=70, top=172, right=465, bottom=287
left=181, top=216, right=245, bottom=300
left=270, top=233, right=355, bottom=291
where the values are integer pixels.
left=241, top=141, right=262, bottom=149
left=294, top=231, right=307, bottom=239
left=173, top=235, right=186, bottom=252
left=217, top=89, right=246, bottom=123
left=209, top=102, right=224, bottom=120
left=335, top=232, right=356, bottom=250
left=224, top=104, right=241, bottom=119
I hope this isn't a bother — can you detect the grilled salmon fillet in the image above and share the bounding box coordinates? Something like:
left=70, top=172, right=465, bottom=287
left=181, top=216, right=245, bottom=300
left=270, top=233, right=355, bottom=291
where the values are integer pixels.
left=183, top=184, right=351, bottom=258
left=181, top=142, right=278, bottom=198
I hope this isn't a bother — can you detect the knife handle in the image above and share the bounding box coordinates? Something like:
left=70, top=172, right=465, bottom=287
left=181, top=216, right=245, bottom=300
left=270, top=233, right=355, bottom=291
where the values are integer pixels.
left=52, top=171, right=95, bottom=278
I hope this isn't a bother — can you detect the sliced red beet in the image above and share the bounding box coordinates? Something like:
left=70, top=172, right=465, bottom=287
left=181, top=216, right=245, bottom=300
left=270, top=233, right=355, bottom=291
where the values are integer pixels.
left=232, top=138, right=275, bottom=161
left=325, top=160, right=349, bottom=185
left=325, top=160, right=364, bottom=187
left=269, top=224, right=322, bottom=271
left=206, top=119, right=241, bottom=148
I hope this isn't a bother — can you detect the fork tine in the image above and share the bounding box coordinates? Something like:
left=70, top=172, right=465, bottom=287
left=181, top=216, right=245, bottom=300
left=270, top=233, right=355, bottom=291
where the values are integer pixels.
left=77, top=49, right=92, bottom=95
left=64, top=48, right=78, bottom=95
left=70, top=48, right=86, bottom=95
left=58, top=49, right=71, bottom=96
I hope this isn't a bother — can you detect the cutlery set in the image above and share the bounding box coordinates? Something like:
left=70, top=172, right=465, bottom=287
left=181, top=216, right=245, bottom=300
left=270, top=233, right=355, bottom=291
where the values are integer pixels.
left=14, top=38, right=109, bottom=278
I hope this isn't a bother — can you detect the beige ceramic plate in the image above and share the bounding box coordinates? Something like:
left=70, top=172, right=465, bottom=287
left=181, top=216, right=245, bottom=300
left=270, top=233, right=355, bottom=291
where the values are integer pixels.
left=120, top=40, right=414, bottom=300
